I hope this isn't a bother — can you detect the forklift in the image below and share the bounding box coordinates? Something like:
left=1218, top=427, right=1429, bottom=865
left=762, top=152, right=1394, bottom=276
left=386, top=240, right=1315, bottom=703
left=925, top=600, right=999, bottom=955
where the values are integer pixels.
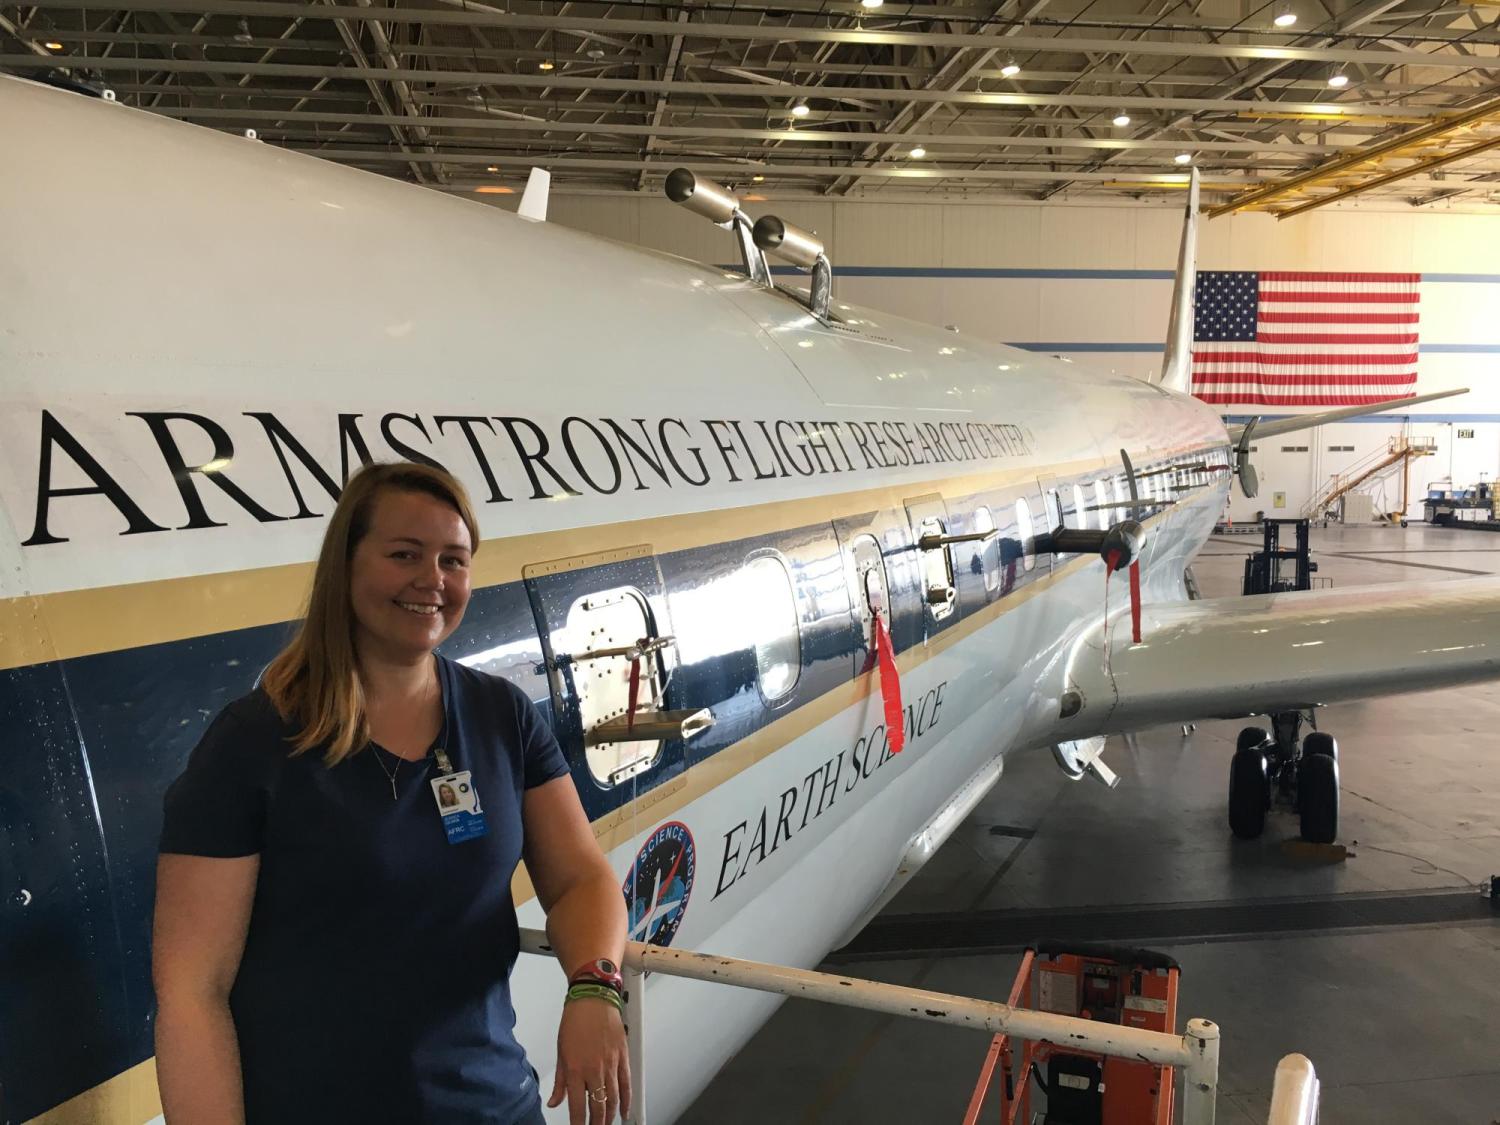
left=1231, top=518, right=1339, bottom=844
left=1240, top=517, right=1318, bottom=595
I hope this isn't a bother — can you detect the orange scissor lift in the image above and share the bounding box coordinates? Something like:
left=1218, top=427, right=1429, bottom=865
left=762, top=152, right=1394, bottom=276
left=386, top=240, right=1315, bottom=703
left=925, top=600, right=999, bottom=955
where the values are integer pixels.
left=964, top=942, right=1181, bottom=1125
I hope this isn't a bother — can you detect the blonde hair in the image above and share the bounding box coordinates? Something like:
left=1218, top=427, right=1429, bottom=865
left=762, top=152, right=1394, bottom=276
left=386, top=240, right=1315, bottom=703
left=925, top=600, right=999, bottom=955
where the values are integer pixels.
left=261, top=462, right=480, bottom=764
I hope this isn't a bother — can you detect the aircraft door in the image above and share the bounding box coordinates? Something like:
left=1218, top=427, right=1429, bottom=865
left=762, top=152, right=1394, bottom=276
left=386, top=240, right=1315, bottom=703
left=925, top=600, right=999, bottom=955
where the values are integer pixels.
left=523, top=546, right=708, bottom=803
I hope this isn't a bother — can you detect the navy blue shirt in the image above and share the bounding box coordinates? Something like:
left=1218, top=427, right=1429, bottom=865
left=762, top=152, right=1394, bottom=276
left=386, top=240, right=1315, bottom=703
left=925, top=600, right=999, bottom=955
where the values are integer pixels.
left=160, top=655, right=570, bottom=1124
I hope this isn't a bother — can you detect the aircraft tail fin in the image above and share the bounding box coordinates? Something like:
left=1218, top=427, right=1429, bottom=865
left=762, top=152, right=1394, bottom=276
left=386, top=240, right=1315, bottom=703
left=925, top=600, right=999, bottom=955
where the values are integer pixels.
left=1157, top=168, right=1200, bottom=394
left=518, top=167, right=550, bottom=222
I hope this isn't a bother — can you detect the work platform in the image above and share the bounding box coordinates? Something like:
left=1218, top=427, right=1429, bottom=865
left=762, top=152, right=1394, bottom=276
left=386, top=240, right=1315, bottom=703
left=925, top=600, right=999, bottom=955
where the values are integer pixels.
left=684, top=525, right=1500, bottom=1124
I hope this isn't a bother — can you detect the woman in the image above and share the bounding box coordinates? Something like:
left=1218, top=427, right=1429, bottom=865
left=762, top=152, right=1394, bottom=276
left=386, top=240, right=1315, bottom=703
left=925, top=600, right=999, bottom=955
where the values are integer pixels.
left=153, top=462, right=630, bottom=1125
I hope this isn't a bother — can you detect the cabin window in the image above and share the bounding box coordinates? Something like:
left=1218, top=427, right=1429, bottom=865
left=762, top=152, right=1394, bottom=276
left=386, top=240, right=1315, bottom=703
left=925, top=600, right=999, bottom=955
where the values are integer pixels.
left=973, top=505, right=1000, bottom=594
left=1044, top=490, right=1062, bottom=533
left=1015, top=498, right=1037, bottom=572
left=1093, top=481, right=1110, bottom=530
left=849, top=533, right=892, bottom=648
left=916, top=515, right=956, bottom=620
left=744, top=555, right=801, bottom=703
left=1072, top=484, right=1087, bottom=530
left=559, top=585, right=665, bottom=787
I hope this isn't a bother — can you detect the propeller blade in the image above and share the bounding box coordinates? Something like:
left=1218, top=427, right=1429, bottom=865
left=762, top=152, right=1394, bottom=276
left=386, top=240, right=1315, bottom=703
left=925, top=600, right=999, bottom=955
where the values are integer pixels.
left=1118, top=450, right=1146, bottom=640
left=1121, top=447, right=1143, bottom=520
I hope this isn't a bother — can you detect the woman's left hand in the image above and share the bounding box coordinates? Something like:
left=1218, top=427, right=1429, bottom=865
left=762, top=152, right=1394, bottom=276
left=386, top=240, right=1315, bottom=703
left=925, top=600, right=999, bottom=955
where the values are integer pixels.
left=549, top=996, right=632, bottom=1125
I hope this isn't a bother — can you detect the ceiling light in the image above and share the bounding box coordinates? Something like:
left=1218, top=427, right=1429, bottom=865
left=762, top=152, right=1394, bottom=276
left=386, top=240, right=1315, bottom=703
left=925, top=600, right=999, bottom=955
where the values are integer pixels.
left=1273, top=6, right=1297, bottom=26
left=1327, top=72, right=1349, bottom=88
left=486, top=165, right=499, bottom=172
left=538, top=59, right=555, bottom=72
left=1000, top=60, right=1020, bottom=78
left=791, top=102, right=810, bottom=117
left=1174, top=152, right=1193, bottom=164
left=861, top=0, right=885, bottom=7
left=44, top=40, right=63, bottom=50
left=1113, top=112, right=1131, bottom=127
left=586, top=47, right=605, bottom=60
left=909, top=146, right=927, bottom=158
left=234, top=18, right=252, bottom=43
left=752, top=174, right=765, bottom=182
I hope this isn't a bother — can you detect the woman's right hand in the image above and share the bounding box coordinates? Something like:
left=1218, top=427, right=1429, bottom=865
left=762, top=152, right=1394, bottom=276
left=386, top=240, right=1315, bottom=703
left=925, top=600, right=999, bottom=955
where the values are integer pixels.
left=549, top=996, right=631, bottom=1125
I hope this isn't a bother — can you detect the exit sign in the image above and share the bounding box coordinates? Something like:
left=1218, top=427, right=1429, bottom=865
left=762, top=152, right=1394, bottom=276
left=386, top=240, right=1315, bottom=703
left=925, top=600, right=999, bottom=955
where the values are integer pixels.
left=1458, top=428, right=1476, bottom=439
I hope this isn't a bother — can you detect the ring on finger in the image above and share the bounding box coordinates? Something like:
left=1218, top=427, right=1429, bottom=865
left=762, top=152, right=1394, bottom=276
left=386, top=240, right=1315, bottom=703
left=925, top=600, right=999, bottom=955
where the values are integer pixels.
left=590, top=1085, right=609, bottom=1104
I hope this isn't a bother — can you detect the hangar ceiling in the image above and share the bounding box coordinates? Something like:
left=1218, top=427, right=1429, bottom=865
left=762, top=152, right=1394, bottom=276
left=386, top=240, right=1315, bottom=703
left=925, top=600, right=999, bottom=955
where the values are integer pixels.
left=8, top=0, right=1500, bottom=211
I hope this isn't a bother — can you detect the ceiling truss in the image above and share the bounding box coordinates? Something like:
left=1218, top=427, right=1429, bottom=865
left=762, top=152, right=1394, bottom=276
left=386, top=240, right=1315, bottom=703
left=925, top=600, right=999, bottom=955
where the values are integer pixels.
left=6, top=0, right=1500, bottom=210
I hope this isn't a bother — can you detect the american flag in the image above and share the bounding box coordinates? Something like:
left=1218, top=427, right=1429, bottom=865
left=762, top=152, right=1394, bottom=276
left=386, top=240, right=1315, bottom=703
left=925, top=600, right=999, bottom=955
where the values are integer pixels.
left=1190, top=271, right=1420, bottom=406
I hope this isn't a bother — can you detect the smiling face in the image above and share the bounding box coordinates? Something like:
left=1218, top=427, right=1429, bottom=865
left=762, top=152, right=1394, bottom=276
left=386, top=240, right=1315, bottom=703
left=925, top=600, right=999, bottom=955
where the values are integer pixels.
left=348, top=488, right=474, bottom=665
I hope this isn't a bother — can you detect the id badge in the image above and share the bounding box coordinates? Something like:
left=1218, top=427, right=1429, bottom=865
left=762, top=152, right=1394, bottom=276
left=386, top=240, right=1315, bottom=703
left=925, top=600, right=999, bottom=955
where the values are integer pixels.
left=431, top=770, right=488, bottom=844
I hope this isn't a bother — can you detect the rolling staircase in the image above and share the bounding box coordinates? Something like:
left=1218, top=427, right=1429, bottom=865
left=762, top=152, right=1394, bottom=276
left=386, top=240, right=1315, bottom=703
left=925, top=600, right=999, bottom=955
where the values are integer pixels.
left=1301, top=436, right=1437, bottom=521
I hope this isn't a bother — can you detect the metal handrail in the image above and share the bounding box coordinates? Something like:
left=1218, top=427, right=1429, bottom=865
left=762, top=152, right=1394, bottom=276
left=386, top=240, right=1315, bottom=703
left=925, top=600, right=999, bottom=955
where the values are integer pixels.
left=518, top=928, right=1221, bottom=1124
left=1267, top=1054, right=1320, bottom=1124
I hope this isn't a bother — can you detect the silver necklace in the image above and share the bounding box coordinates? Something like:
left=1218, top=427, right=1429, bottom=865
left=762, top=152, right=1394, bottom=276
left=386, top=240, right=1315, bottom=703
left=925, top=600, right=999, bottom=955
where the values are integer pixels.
left=371, top=748, right=401, bottom=801
left=368, top=669, right=441, bottom=801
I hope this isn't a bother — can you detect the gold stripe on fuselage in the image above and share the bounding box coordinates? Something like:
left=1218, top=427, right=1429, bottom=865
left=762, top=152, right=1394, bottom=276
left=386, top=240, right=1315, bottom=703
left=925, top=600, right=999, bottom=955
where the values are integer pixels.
left=0, top=449, right=1213, bottom=672
left=21, top=1058, right=160, bottom=1125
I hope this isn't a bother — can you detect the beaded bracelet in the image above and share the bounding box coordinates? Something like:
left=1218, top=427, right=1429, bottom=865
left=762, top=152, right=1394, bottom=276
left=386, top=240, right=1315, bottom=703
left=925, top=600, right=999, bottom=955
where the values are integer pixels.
left=566, top=982, right=625, bottom=1013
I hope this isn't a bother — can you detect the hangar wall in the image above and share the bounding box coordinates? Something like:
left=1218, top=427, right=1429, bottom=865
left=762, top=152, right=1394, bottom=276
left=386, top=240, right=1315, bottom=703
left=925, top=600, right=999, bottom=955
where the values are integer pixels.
left=538, top=194, right=1500, bottom=521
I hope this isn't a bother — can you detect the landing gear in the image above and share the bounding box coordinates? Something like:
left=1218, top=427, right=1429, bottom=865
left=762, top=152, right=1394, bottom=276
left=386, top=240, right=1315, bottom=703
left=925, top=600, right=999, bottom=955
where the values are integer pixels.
left=1226, top=714, right=1341, bottom=842
left=1228, top=741, right=1270, bottom=840
left=1298, top=753, right=1339, bottom=844
left=1303, top=731, right=1338, bottom=762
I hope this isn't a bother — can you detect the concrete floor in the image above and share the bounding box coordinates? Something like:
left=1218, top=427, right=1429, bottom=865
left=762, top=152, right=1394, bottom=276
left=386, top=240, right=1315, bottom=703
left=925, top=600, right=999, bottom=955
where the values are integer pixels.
left=682, top=524, right=1500, bottom=1125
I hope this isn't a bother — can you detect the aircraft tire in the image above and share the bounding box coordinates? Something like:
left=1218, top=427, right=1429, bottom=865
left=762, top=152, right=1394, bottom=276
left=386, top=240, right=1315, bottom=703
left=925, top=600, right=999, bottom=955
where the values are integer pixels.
left=1235, top=726, right=1270, bottom=755
left=1228, top=747, right=1270, bottom=839
left=1303, top=732, right=1338, bottom=763
left=1298, top=753, right=1339, bottom=844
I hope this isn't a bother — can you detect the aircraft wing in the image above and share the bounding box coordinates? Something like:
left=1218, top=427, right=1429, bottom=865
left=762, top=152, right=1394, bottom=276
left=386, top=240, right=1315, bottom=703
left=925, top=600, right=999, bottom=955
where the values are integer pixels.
left=1061, top=577, right=1500, bottom=737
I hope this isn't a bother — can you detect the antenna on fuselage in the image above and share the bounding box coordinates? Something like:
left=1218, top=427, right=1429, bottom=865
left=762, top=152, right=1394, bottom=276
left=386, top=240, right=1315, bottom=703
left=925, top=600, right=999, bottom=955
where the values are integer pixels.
left=1157, top=167, right=1200, bottom=395
left=518, top=167, right=550, bottom=222
left=752, top=215, right=833, bottom=322
left=665, top=169, right=770, bottom=287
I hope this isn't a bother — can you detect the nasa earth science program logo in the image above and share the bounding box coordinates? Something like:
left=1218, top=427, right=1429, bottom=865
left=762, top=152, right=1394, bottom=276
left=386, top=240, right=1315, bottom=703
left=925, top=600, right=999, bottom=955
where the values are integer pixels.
left=622, top=821, right=696, bottom=948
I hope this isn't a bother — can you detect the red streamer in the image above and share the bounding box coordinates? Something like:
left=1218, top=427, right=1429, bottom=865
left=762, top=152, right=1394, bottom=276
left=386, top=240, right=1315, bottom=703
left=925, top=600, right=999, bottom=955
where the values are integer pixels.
left=1129, top=560, right=1142, bottom=644
left=872, top=612, right=905, bottom=754
left=626, top=655, right=641, bottom=733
